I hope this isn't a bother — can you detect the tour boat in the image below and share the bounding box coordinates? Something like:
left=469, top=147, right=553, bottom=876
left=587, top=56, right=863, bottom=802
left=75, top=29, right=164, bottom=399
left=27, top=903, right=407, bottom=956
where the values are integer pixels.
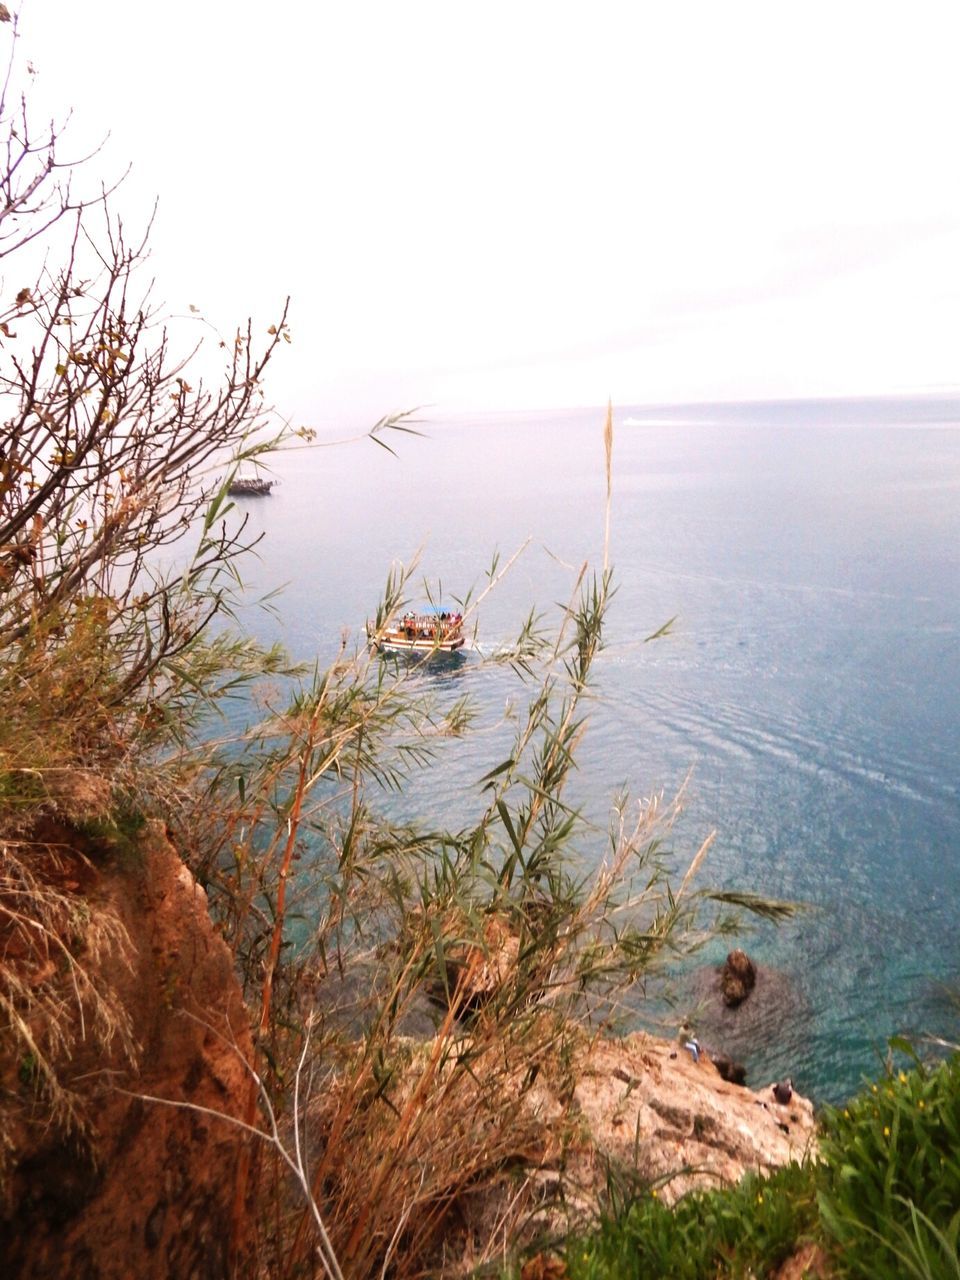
left=227, top=475, right=276, bottom=496
left=369, top=605, right=466, bottom=654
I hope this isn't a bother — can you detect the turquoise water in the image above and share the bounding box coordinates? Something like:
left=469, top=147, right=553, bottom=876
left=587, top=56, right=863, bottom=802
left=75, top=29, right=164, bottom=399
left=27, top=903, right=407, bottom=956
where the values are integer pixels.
left=229, top=396, right=960, bottom=1104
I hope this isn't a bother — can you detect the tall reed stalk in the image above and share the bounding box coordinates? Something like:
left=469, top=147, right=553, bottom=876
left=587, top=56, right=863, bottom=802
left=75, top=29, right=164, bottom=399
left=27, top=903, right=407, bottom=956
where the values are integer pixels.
left=180, top=492, right=790, bottom=1275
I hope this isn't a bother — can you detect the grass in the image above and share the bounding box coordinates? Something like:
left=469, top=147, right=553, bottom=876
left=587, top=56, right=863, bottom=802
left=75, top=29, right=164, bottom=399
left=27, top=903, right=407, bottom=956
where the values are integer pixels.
left=557, top=1162, right=819, bottom=1280
left=817, top=1045, right=960, bottom=1278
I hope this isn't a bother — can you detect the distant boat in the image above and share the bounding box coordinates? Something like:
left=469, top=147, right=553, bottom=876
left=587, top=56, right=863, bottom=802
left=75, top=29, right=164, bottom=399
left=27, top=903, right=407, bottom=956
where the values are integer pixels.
left=227, top=475, right=276, bottom=496
left=368, top=605, right=466, bottom=654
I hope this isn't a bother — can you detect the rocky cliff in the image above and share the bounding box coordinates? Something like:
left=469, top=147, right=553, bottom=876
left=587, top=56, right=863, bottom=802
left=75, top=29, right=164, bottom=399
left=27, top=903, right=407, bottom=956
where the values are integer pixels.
left=0, top=821, right=256, bottom=1279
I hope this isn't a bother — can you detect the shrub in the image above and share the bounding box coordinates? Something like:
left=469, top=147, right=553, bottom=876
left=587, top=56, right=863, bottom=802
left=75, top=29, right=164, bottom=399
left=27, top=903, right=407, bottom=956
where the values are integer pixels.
left=817, top=1048, right=960, bottom=1278
left=0, top=8, right=288, bottom=1164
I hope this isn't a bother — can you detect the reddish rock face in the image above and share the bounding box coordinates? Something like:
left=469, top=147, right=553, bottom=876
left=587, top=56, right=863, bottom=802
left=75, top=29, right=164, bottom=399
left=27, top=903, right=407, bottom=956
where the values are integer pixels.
left=0, top=823, right=257, bottom=1280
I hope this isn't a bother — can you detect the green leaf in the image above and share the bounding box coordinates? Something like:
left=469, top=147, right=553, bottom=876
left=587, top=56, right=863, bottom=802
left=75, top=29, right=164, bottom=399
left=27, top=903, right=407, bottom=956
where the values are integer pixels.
left=888, top=1036, right=922, bottom=1066
left=496, top=800, right=523, bottom=858
left=644, top=615, right=678, bottom=642
left=479, top=757, right=515, bottom=786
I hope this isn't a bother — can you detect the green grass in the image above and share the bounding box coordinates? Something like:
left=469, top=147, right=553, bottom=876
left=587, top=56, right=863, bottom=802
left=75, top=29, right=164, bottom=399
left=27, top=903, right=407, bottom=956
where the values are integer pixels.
left=817, top=1047, right=960, bottom=1278
left=562, top=1162, right=818, bottom=1280
left=75, top=807, right=147, bottom=859
left=552, top=1048, right=960, bottom=1280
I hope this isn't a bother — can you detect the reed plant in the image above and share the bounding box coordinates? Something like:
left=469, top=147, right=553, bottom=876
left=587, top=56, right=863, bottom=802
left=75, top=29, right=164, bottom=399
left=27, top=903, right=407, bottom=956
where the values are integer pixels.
left=166, top=551, right=798, bottom=1279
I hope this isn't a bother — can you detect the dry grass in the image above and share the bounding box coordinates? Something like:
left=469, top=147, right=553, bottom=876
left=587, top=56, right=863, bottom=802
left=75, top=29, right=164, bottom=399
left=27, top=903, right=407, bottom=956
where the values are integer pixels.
left=0, top=617, right=145, bottom=1184
left=0, top=829, right=136, bottom=1156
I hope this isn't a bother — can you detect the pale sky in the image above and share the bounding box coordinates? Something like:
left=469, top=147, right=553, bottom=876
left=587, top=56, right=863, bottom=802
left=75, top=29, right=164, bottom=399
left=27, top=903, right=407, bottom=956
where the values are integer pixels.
left=16, top=1, right=960, bottom=427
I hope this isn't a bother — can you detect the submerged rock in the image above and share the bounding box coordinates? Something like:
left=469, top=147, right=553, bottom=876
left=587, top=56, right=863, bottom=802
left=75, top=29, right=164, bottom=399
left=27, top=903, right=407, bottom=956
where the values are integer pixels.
left=685, top=956, right=811, bottom=1083
left=721, top=948, right=757, bottom=1007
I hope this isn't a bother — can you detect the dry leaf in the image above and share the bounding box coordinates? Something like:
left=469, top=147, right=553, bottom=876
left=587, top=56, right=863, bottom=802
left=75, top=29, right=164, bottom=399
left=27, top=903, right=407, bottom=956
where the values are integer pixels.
left=520, top=1254, right=567, bottom=1280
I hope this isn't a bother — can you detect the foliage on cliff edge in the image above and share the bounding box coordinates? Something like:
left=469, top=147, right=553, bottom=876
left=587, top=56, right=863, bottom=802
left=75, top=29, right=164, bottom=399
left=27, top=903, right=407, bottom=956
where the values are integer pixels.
left=0, top=5, right=289, bottom=1185
left=556, top=1046, right=960, bottom=1279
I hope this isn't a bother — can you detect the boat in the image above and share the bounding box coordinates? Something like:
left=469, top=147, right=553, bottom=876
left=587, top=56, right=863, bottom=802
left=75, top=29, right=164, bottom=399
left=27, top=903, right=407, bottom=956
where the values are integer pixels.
left=369, top=605, right=466, bottom=654
left=227, top=475, right=276, bottom=496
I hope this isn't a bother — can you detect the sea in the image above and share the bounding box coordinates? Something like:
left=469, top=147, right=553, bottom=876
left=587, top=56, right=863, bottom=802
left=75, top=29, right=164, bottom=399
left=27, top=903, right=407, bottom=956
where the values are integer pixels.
left=224, top=394, right=960, bottom=1106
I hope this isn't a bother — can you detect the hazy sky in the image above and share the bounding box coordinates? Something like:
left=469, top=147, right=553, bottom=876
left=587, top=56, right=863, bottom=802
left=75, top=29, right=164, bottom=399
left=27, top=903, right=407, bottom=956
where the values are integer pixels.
left=19, top=1, right=960, bottom=426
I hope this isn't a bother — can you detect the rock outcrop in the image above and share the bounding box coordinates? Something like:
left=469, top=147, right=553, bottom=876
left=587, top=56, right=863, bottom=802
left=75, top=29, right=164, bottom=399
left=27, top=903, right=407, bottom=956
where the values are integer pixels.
left=1, top=826, right=819, bottom=1277
left=0, top=821, right=257, bottom=1280
left=559, top=1032, right=816, bottom=1207
left=447, top=1026, right=818, bottom=1264
left=709, top=1049, right=748, bottom=1086
left=720, top=947, right=757, bottom=1007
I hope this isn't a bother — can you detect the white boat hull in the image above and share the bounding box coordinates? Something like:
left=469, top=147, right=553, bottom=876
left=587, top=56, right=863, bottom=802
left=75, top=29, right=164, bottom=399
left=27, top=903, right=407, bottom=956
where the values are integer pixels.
left=374, top=634, right=466, bottom=654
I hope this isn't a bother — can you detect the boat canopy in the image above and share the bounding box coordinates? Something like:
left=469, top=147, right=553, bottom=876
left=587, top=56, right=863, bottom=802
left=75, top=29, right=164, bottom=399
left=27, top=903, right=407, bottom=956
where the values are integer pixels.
left=417, top=604, right=458, bottom=615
